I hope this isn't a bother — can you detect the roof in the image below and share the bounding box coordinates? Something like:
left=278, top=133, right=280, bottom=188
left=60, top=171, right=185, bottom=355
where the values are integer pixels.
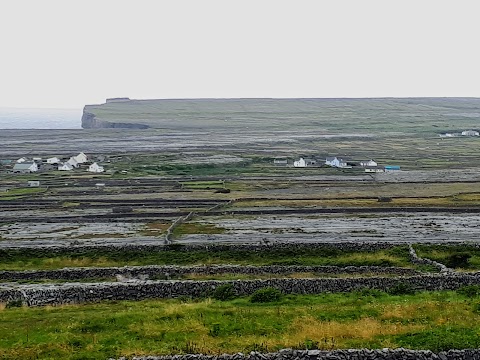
left=13, top=162, right=35, bottom=170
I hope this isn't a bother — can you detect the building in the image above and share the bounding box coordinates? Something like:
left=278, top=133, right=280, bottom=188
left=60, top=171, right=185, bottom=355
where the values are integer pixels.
left=359, top=160, right=378, bottom=167
left=67, top=157, right=79, bottom=168
left=13, top=162, right=38, bottom=173
left=273, top=158, right=288, bottom=166
left=58, top=163, right=74, bottom=171
left=325, top=157, right=348, bottom=168
left=293, top=158, right=316, bottom=167
left=27, top=180, right=40, bottom=187
left=46, top=157, right=61, bottom=164
left=294, top=158, right=306, bottom=167
left=385, top=165, right=401, bottom=171
left=73, top=152, right=88, bottom=164
left=88, top=162, right=105, bottom=173
left=16, top=157, right=28, bottom=163
left=365, top=166, right=385, bottom=173
left=461, top=130, right=479, bottom=136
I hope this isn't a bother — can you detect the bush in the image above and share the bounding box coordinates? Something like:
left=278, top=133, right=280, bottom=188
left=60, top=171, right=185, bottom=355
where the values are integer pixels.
left=212, top=284, right=237, bottom=301
left=457, top=285, right=480, bottom=298
left=250, top=287, right=283, bottom=303
left=5, top=300, right=23, bottom=308
left=444, top=252, right=472, bottom=268
left=387, top=282, right=416, bottom=295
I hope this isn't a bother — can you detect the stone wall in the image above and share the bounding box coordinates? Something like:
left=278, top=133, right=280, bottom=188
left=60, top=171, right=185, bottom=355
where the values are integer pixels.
left=120, top=348, right=480, bottom=360
left=0, top=265, right=421, bottom=282
left=2, top=273, right=480, bottom=307
left=0, top=241, right=403, bottom=255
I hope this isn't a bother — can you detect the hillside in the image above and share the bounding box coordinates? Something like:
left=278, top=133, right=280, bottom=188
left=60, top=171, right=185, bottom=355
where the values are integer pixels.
left=82, top=97, right=480, bottom=133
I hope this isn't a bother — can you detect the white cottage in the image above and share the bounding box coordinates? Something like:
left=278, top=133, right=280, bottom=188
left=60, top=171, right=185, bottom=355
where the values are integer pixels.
left=88, top=162, right=105, bottom=173
left=58, top=163, right=74, bottom=171
left=73, top=152, right=88, bottom=164
left=67, top=157, right=79, bottom=168
left=461, top=130, right=480, bottom=136
left=359, top=160, right=378, bottom=167
left=325, top=157, right=348, bottom=168
left=293, top=158, right=307, bottom=167
left=365, top=166, right=385, bottom=173
left=16, top=157, right=28, bottom=163
left=47, top=157, right=61, bottom=164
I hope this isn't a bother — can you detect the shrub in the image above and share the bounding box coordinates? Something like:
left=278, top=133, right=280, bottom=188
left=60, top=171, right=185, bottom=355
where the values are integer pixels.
left=387, top=282, right=416, bottom=295
left=5, top=300, right=23, bottom=308
left=444, top=252, right=472, bottom=268
left=457, top=285, right=480, bottom=298
left=212, top=284, right=237, bottom=301
left=250, top=287, right=283, bottom=303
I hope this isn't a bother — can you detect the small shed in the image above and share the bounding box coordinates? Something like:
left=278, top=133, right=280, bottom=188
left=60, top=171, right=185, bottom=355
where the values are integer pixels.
left=273, top=158, right=288, bottom=166
left=27, top=180, right=40, bottom=187
left=365, top=166, right=385, bottom=173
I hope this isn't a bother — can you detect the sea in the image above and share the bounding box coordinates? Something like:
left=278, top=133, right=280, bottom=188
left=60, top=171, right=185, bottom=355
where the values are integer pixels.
left=0, top=108, right=82, bottom=129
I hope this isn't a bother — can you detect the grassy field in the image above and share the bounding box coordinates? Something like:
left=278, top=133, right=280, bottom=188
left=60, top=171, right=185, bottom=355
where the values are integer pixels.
left=1, top=290, right=480, bottom=359
left=414, top=244, right=480, bottom=270
left=0, top=246, right=412, bottom=271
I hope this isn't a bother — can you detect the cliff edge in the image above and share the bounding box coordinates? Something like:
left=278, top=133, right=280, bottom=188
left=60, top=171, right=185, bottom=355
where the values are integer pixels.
left=81, top=99, right=150, bottom=129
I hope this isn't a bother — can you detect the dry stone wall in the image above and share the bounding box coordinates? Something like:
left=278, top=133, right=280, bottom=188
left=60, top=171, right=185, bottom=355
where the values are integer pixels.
left=0, top=265, right=421, bottom=282
left=2, top=273, right=480, bottom=307
left=120, top=348, right=480, bottom=360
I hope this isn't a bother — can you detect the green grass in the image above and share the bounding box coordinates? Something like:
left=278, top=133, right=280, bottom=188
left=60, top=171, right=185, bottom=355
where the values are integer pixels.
left=0, top=246, right=412, bottom=271
left=414, top=244, right=480, bottom=270
left=1, top=291, right=480, bottom=358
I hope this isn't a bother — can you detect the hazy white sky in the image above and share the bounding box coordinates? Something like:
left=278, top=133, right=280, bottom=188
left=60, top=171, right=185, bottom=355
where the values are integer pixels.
left=1, top=0, right=479, bottom=108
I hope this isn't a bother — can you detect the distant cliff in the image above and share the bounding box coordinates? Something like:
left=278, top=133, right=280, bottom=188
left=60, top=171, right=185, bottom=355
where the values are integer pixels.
left=81, top=105, right=150, bottom=129
left=81, top=97, right=480, bottom=131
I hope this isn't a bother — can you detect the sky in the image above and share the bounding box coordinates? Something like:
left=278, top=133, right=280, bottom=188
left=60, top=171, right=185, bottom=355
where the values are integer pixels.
left=1, top=0, right=479, bottom=109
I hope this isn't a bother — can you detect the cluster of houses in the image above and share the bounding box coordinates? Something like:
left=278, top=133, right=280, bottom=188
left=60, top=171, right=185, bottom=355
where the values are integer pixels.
left=6, top=152, right=105, bottom=174
left=439, top=130, right=480, bottom=138
left=275, top=157, right=400, bottom=173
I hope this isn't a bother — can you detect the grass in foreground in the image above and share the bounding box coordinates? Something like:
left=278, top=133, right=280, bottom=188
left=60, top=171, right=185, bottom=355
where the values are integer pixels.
left=1, top=291, right=480, bottom=359
left=0, top=246, right=412, bottom=271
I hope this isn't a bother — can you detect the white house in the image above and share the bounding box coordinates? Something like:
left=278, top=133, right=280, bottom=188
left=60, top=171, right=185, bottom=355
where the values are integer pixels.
left=461, top=130, right=479, bottom=136
left=73, top=152, right=88, bottom=164
left=88, top=162, right=105, bottom=173
left=365, top=166, right=385, bottom=173
left=67, top=157, right=79, bottom=168
left=13, top=162, right=38, bottom=173
left=359, top=160, right=378, bottom=167
left=47, top=157, right=61, bottom=164
left=293, top=158, right=307, bottom=167
left=58, top=163, right=74, bottom=171
left=16, top=157, right=28, bottom=163
left=28, top=180, right=40, bottom=187
left=325, top=157, right=348, bottom=168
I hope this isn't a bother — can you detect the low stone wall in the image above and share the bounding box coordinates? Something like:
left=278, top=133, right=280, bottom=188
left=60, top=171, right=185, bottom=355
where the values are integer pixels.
left=2, top=273, right=480, bottom=307
left=0, top=241, right=403, bottom=255
left=121, top=348, right=480, bottom=360
left=0, top=265, right=421, bottom=282
left=408, top=244, right=452, bottom=273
